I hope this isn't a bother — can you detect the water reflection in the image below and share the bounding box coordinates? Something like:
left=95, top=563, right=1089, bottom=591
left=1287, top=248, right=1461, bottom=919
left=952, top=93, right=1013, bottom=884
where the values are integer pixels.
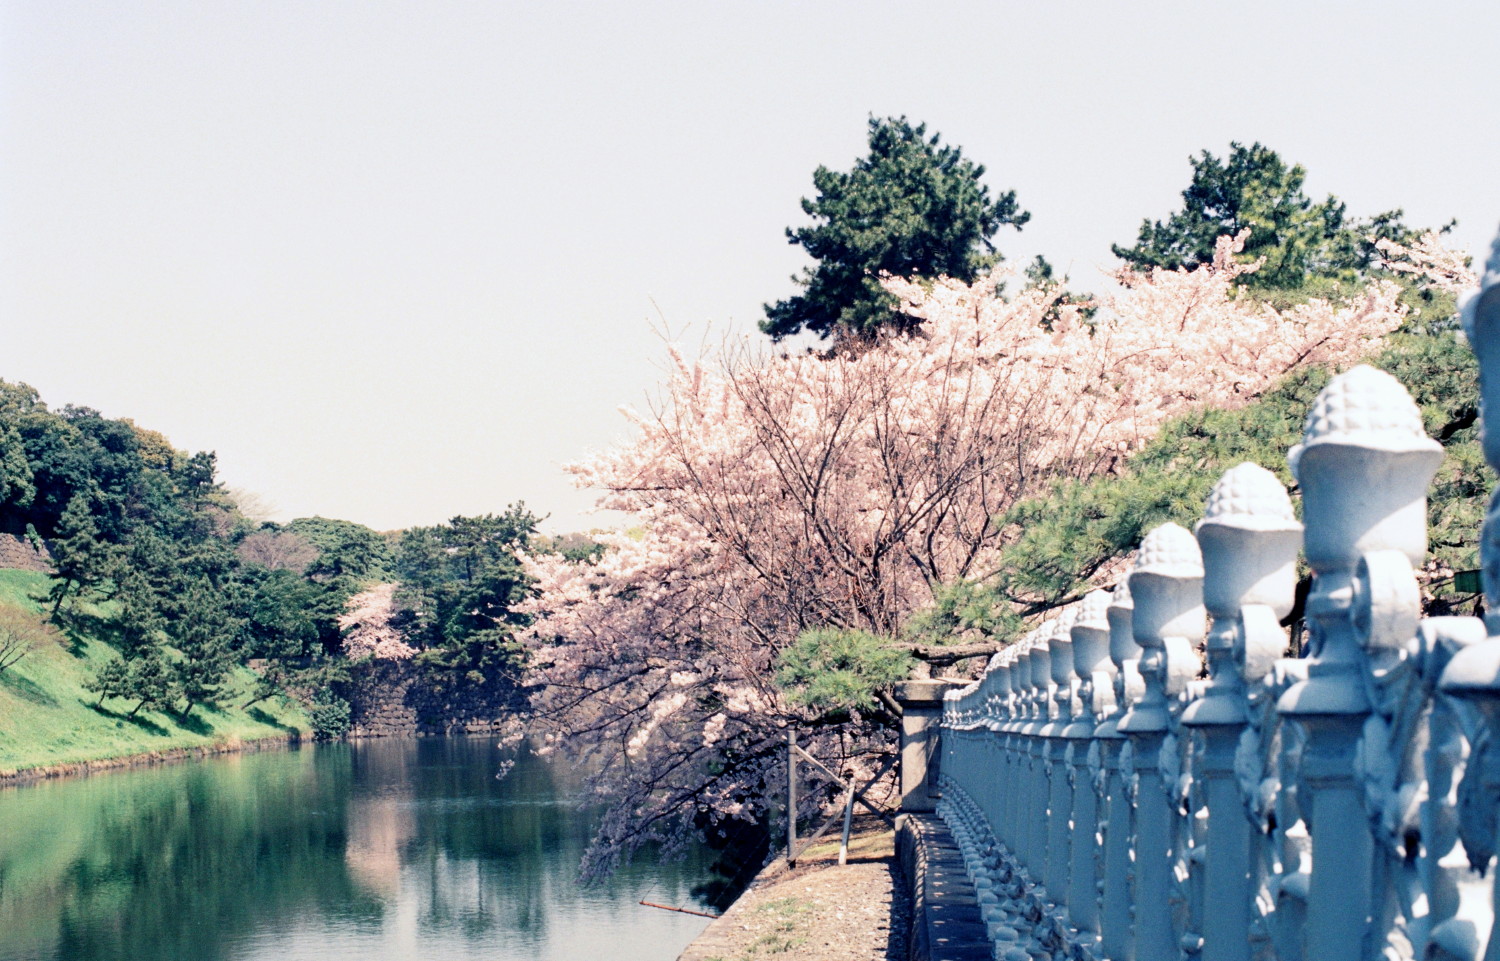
left=0, top=738, right=727, bottom=961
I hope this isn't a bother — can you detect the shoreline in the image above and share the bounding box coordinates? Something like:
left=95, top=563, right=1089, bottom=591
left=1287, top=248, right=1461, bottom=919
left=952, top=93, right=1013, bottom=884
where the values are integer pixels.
left=0, top=728, right=518, bottom=791
left=0, top=731, right=304, bottom=790
left=677, top=814, right=910, bottom=961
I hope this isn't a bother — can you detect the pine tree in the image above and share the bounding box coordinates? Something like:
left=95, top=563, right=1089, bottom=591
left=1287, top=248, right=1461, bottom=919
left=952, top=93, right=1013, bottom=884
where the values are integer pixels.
left=763, top=116, right=1028, bottom=342
left=47, top=492, right=111, bottom=616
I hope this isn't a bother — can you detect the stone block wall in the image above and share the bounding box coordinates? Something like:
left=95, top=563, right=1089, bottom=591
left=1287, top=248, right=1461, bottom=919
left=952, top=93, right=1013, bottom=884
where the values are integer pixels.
left=339, top=659, right=527, bottom=738
left=0, top=533, right=52, bottom=573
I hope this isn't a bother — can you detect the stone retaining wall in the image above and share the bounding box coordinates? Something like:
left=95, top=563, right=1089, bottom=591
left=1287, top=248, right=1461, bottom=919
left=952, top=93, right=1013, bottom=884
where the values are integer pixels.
left=0, top=533, right=52, bottom=573
left=339, top=659, right=526, bottom=738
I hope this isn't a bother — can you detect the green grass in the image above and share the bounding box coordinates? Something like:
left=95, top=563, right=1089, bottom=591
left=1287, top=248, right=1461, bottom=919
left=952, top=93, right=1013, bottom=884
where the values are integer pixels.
left=0, top=569, right=310, bottom=774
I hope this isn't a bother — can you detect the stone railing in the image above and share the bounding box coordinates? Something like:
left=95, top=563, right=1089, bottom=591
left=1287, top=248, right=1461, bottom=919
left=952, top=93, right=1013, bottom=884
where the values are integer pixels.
left=932, top=230, right=1500, bottom=961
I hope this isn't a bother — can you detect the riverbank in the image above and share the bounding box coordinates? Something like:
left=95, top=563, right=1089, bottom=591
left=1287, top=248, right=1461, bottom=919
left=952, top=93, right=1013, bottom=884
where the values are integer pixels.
left=677, top=814, right=910, bottom=961
left=0, top=569, right=310, bottom=779
left=0, top=730, right=302, bottom=788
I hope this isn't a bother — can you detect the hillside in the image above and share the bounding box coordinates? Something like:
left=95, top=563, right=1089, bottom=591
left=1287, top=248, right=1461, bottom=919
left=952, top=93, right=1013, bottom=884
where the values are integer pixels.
left=0, top=570, right=308, bottom=776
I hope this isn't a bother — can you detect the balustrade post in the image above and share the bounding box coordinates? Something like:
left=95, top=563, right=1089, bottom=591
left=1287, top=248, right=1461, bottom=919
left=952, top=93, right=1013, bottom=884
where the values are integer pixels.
left=897, top=678, right=966, bottom=812
left=1046, top=609, right=1080, bottom=916
left=1438, top=230, right=1500, bottom=961
left=1275, top=365, right=1443, bottom=961
left=1027, top=628, right=1056, bottom=896
left=1183, top=463, right=1302, bottom=961
left=984, top=654, right=1009, bottom=850
left=1119, top=522, right=1206, bottom=961
left=1067, top=589, right=1113, bottom=947
left=974, top=657, right=995, bottom=833
left=1098, top=576, right=1142, bottom=961
left=1013, top=639, right=1038, bottom=869
left=994, top=653, right=1020, bottom=852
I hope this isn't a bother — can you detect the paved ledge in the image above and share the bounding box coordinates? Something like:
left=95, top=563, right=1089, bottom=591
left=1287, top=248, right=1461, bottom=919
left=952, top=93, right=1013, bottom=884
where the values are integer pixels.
left=895, top=814, right=992, bottom=961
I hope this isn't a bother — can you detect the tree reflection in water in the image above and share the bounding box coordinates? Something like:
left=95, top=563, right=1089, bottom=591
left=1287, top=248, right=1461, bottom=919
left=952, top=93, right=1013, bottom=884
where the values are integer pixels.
left=0, top=737, right=746, bottom=961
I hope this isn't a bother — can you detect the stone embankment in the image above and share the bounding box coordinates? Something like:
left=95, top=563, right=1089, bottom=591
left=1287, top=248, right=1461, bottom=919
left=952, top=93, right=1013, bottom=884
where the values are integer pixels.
left=0, top=533, right=51, bottom=573
left=340, top=659, right=527, bottom=738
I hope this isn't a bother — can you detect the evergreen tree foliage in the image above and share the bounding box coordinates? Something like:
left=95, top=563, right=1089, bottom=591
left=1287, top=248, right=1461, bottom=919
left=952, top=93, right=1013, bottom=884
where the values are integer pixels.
left=762, top=116, right=1028, bottom=342
left=241, top=568, right=341, bottom=659
left=775, top=627, right=912, bottom=714
left=87, top=649, right=178, bottom=719
left=0, top=377, right=385, bottom=724
left=0, top=421, right=35, bottom=511
left=974, top=329, right=1479, bottom=623
left=307, top=693, right=351, bottom=740
left=1113, top=142, right=1425, bottom=290
left=170, top=580, right=240, bottom=714
left=392, top=505, right=538, bottom=688
left=285, top=516, right=391, bottom=586
left=47, top=492, right=111, bottom=615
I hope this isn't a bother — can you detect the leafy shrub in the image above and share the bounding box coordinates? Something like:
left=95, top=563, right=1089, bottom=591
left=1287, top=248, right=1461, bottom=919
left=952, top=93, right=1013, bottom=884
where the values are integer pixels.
left=308, top=695, right=351, bottom=740
left=0, top=604, right=53, bottom=672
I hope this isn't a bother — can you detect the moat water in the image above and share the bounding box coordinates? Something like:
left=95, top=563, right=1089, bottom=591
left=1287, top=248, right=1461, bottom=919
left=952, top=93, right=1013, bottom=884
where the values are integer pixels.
left=0, top=736, right=739, bottom=961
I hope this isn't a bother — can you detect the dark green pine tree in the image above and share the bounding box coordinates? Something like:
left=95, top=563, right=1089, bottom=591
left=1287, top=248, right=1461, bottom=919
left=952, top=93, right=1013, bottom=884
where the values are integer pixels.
left=120, top=650, right=178, bottom=719
left=1112, top=141, right=1419, bottom=290
left=84, top=655, right=131, bottom=708
left=170, top=580, right=239, bottom=715
left=47, top=491, right=112, bottom=615
left=763, top=116, right=1029, bottom=343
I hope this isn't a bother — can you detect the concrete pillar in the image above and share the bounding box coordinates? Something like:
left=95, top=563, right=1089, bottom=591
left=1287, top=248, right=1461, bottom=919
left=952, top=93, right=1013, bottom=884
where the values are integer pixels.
left=895, top=679, right=963, bottom=812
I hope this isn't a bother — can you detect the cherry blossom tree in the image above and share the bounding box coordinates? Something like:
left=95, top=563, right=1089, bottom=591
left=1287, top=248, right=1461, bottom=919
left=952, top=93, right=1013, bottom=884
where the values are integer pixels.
left=518, top=232, right=1409, bottom=875
left=1375, top=230, right=1478, bottom=297
left=339, top=583, right=416, bottom=661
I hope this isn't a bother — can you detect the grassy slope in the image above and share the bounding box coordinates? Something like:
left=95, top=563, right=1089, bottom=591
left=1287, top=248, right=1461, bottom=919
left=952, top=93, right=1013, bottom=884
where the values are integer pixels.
left=0, top=569, right=309, bottom=774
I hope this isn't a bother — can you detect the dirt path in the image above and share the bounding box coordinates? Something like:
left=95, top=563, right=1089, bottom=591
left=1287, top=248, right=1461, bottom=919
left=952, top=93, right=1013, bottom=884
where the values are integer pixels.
left=678, top=816, right=910, bottom=961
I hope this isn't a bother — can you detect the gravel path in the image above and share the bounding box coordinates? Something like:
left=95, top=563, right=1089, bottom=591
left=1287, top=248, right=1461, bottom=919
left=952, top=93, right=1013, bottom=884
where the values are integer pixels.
left=678, top=816, right=910, bottom=961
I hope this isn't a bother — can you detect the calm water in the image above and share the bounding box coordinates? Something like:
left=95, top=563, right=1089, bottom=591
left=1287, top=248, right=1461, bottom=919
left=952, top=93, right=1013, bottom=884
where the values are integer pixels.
left=0, top=737, right=735, bottom=961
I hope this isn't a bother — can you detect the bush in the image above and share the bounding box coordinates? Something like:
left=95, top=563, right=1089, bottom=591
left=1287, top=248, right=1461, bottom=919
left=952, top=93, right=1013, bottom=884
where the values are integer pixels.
left=308, top=695, right=351, bottom=741
left=0, top=604, right=53, bottom=673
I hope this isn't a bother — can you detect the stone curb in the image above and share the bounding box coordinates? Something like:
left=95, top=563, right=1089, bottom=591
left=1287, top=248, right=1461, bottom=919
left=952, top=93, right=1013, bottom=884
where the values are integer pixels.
left=896, top=813, right=992, bottom=961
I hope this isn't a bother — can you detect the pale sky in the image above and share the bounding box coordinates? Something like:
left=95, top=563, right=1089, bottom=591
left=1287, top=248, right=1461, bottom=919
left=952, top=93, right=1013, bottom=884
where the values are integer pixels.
left=4, top=1, right=1498, bottom=534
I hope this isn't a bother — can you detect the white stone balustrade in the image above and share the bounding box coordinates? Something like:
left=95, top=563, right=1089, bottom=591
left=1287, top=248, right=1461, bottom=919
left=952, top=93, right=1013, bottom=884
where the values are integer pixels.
left=934, top=225, right=1500, bottom=961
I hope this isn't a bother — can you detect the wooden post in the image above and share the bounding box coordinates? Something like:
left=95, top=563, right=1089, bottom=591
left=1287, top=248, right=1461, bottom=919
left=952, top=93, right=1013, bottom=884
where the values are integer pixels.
left=787, top=728, right=797, bottom=866
left=837, top=780, right=854, bottom=866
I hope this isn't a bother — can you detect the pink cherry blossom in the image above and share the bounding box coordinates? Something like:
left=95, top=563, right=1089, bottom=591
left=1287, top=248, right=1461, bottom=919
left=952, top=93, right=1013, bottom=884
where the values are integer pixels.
left=339, top=584, right=417, bottom=661
left=518, top=232, right=1407, bottom=874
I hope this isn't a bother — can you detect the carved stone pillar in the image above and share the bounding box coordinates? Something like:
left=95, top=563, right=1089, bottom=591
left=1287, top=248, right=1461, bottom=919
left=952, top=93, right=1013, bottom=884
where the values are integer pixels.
left=1185, top=463, right=1301, bottom=961
left=990, top=653, right=1018, bottom=851
left=1119, top=522, right=1206, bottom=961
left=1438, top=228, right=1500, bottom=961
left=896, top=679, right=964, bottom=812
left=1013, top=640, right=1037, bottom=869
left=1098, top=576, right=1141, bottom=961
left=1026, top=628, right=1055, bottom=896
left=1067, top=589, right=1113, bottom=945
left=1045, top=609, right=1080, bottom=914
left=1279, top=364, right=1443, bottom=961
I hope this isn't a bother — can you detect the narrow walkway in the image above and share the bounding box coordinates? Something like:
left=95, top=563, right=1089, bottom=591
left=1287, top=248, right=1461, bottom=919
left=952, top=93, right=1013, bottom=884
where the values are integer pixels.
left=678, top=815, right=911, bottom=961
